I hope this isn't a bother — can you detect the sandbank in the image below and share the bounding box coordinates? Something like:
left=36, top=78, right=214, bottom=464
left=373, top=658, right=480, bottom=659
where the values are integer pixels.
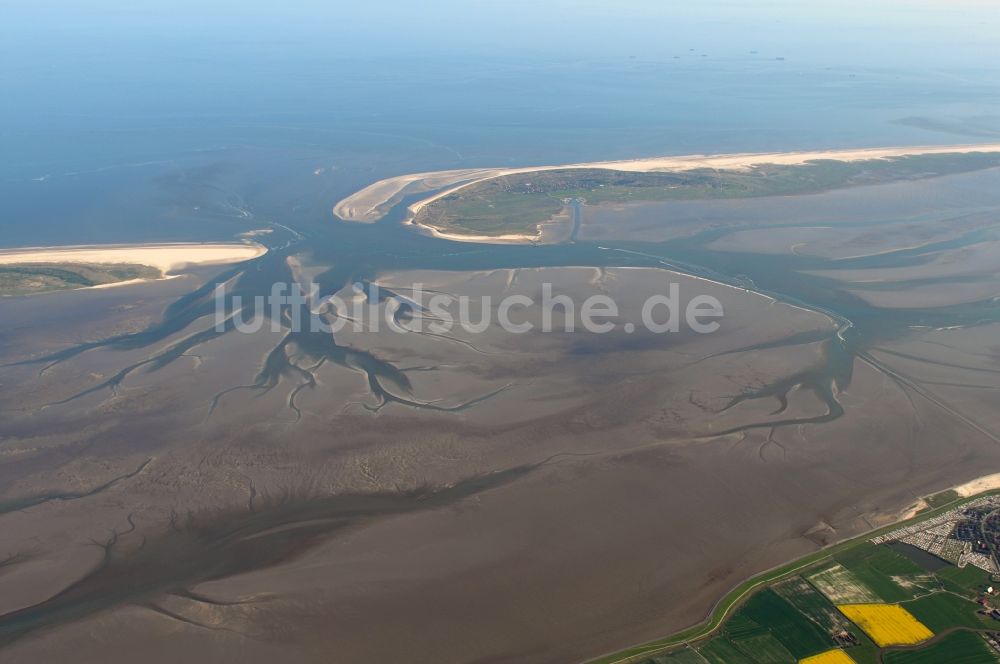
left=0, top=242, right=267, bottom=274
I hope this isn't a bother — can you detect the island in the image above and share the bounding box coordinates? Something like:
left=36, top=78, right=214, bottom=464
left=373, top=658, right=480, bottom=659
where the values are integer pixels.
left=0, top=243, right=268, bottom=296
left=333, top=144, right=1000, bottom=244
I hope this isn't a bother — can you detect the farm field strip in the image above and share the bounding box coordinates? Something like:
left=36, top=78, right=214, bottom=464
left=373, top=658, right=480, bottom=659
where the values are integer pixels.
left=836, top=604, right=934, bottom=647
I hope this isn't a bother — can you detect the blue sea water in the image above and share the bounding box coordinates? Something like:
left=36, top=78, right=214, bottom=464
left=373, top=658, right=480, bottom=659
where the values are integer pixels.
left=1, top=0, right=999, bottom=248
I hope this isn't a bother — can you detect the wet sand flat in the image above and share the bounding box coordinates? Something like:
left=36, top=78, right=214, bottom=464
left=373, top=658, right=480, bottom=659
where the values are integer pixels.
left=4, top=165, right=1000, bottom=663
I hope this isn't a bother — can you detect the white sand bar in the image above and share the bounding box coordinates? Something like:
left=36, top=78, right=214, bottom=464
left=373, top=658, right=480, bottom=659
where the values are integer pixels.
left=0, top=242, right=268, bottom=275
left=333, top=143, right=1000, bottom=224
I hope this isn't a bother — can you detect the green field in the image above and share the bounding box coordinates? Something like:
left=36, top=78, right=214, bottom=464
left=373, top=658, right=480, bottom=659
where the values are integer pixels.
left=416, top=152, right=1000, bottom=237
left=723, top=613, right=770, bottom=640
left=939, top=565, right=994, bottom=598
left=834, top=543, right=928, bottom=603
left=774, top=576, right=851, bottom=633
left=731, top=632, right=796, bottom=663
left=737, top=588, right=834, bottom=658
left=807, top=563, right=882, bottom=604
left=648, top=647, right=705, bottom=663
left=884, top=630, right=998, bottom=664
left=698, top=637, right=756, bottom=664
left=904, top=592, right=991, bottom=632
left=926, top=490, right=961, bottom=509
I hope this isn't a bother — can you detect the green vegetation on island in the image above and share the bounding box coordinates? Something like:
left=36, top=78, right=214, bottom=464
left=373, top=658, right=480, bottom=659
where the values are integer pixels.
left=415, top=152, right=1000, bottom=237
left=0, top=263, right=161, bottom=296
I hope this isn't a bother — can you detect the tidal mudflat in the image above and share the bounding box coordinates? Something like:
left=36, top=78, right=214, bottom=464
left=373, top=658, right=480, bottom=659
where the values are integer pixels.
left=2, top=153, right=1000, bottom=663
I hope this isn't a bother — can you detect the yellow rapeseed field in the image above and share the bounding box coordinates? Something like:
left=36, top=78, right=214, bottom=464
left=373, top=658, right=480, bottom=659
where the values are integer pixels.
left=799, top=649, right=857, bottom=664
left=837, top=603, right=933, bottom=646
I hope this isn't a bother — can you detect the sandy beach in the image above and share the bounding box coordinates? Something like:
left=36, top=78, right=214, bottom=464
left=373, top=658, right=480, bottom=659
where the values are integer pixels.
left=333, top=143, right=1000, bottom=234
left=896, top=472, right=1000, bottom=520
left=403, top=218, right=546, bottom=244
left=953, top=473, right=1000, bottom=498
left=0, top=242, right=267, bottom=274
